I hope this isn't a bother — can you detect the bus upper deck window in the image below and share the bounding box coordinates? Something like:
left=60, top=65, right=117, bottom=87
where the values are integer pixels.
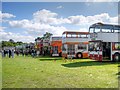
left=81, top=35, right=87, bottom=38
left=72, top=34, right=77, bottom=37
left=89, top=28, right=94, bottom=33
left=67, top=34, right=71, bottom=37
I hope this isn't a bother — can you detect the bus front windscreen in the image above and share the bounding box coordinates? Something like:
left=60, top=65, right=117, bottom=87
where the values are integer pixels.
left=88, top=41, right=101, bottom=51
left=114, top=42, right=120, bottom=50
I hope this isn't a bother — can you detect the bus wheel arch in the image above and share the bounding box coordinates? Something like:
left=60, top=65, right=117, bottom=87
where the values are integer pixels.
left=76, top=52, right=83, bottom=59
left=113, top=52, right=120, bottom=62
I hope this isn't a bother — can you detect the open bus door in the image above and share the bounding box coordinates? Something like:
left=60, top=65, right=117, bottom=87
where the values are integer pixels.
left=102, top=42, right=111, bottom=60
left=67, top=44, right=75, bottom=59
left=52, top=46, right=59, bottom=56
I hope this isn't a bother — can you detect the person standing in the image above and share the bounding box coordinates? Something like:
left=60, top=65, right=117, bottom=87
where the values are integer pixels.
left=22, top=50, right=25, bottom=56
left=8, top=49, right=12, bottom=58
left=31, top=49, right=33, bottom=57
left=1, top=49, right=4, bottom=58
left=36, top=50, right=40, bottom=57
left=11, top=49, right=14, bottom=58
left=3, top=50, right=6, bottom=57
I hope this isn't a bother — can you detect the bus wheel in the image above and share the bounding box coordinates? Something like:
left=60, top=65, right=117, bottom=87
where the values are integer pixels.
left=50, top=53, right=52, bottom=57
left=77, top=52, right=83, bottom=59
left=114, top=53, right=120, bottom=62
left=59, top=52, right=62, bottom=57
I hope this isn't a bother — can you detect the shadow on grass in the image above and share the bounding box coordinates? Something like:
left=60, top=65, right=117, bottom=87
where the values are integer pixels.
left=39, top=57, right=62, bottom=61
left=116, top=72, right=120, bottom=75
left=61, top=60, right=119, bottom=68
left=117, top=72, right=120, bottom=80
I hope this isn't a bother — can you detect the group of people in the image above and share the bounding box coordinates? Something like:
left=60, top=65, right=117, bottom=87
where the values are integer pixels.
left=1, top=48, right=49, bottom=58
left=1, top=49, right=14, bottom=58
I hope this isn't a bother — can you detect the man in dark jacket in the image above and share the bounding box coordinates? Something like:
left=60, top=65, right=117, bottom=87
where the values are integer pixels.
left=9, top=49, right=12, bottom=58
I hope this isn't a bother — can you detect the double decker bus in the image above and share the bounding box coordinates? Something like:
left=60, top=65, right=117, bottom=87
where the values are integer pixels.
left=50, top=37, right=62, bottom=57
left=62, top=31, right=90, bottom=59
left=88, top=23, right=120, bottom=61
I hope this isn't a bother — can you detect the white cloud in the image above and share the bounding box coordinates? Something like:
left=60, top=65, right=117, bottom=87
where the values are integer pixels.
left=0, top=11, right=16, bottom=23
left=9, top=19, right=34, bottom=29
left=0, top=26, right=34, bottom=43
left=57, top=6, right=64, bottom=9
left=32, top=9, right=118, bottom=25
left=0, top=11, right=16, bottom=19
left=68, top=13, right=118, bottom=25
left=33, top=9, right=70, bottom=25
left=78, top=28, right=88, bottom=32
left=33, top=9, right=57, bottom=23
left=8, top=18, right=68, bottom=37
left=0, top=30, right=35, bottom=43
left=109, top=16, right=118, bottom=24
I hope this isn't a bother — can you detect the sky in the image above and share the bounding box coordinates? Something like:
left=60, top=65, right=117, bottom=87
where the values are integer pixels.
left=0, top=1, right=119, bottom=43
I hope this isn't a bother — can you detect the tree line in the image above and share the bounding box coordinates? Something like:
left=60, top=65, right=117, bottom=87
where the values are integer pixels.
left=1, top=39, right=25, bottom=48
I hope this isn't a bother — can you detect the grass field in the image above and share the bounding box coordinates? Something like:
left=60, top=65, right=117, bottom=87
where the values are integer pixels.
left=0, top=55, right=2, bottom=89
left=2, top=55, right=120, bottom=88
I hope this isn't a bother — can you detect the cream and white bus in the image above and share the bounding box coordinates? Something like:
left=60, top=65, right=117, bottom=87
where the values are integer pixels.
left=88, top=23, right=120, bottom=61
left=62, top=31, right=90, bottom=59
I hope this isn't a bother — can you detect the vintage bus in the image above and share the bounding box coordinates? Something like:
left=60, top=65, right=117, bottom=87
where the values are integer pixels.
left=50, top=36, right=62, bottom=57
left=62, top=31, right=90, bottom=59
left=88, top=23, right=120, bottom=61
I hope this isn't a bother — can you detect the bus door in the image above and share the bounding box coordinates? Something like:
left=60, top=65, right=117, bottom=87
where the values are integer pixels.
left=68, top=44, right=75, bottom=56
left=53, top=46, right=58, bottom=54
left=102, top=42, right=111, bottom=60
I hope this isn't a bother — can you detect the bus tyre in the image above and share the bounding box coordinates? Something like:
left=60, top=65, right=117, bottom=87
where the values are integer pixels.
left=114, top=53, right=120, bottom=62
left=50, top=54, right=52, bottom=57
left=59, top=52, right=62, bottom=57
left=77, top=52, right=83, bottom=59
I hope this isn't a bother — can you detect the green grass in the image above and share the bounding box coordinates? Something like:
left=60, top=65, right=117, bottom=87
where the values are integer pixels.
left=2, top=55, right=119, bottom=88
left=0, top=55, right=2, bottom=90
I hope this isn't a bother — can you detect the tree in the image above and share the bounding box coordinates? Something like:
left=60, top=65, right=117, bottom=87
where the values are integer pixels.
left=42, top=32, right=53, bottom=39
left=35, top=37, right=42, bottom=42
left=9, top=39, right=14, bottom=43
left=16, top=41, right=24, bottom=45
left=42, top=32, right=53, bottom=55
left=2, top=41, right=14, bottom=47
left=37, top=37, right=42, bottom=40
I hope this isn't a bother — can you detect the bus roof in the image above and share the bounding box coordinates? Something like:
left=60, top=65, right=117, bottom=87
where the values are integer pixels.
left=62, top=31, right=89, bottom=34
left=51, top=36, right=62, bottom=38
left=50, top=36, right=62, bottom=41
left=89, top=23, right=120, bottom=30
